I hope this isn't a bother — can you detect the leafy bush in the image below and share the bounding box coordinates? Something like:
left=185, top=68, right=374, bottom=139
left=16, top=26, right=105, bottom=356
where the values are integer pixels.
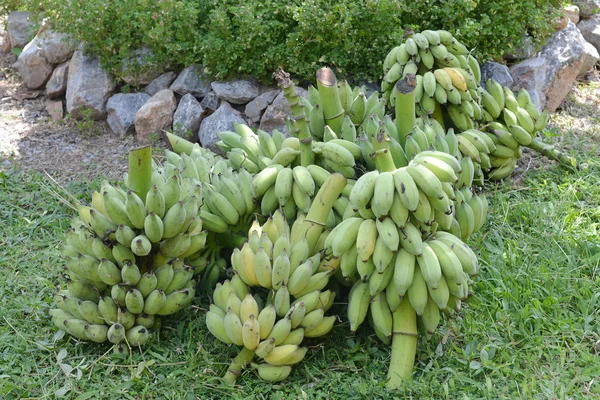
left=5, top=0, right=561, bottom=83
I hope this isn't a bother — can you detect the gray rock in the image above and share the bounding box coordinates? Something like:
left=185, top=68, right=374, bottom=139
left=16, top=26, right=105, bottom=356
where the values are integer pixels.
left=15, top=36, right=53, bottom=89
left=144, top=71, right=177, bottom=96
left=106, top=93, right=150, bottom=135
left=198, top=101, right=246, bottom=153
left=66, top=51, right=116, bottom=119
left=480, top=62, right=514, bottom=88
left=40, top=30, right=75, bottom=64
left=571, top=0, right=600, bottom=18
left=119, top=48, right=163, bottom=86
left=578, top=15, right=600, bottom=50
left=200, top=90, right=220, bottom=112
left=135, top=89, right=177, bottom=143
left=245, top=89, right=279, bottom=123
left=539, top=22, right=595, bottom=110
left=503, top=35, right=534, bottom=61
left=173, top=94, right=204, bottom=140
left=580, top=41, right=600, bottom=76
left=211, top=78, right=260, bottom=104
left=7, top=11, right=35, bottom=50
left=259, top=87, right=308, bottom=134
left=46, top=61, right=69, bottom=98
left=510, top=57, right=550, bottom=111
left=170, top=64, right=211, bottom=98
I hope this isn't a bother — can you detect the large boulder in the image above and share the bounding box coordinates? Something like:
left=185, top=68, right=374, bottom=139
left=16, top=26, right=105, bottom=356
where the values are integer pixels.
left=480, top=62, right=514, bottom=88
left=135, top=89, right=177, bottom=143
left=578, top=15, right=600, bottom=50
left=7, top=11, right=35, bottom=50
left=15, top=36, right=54, bottom=89
left=40, top=30, right=75, bottom=64
left=580, top=41, right=600, bottom=75
left=571, top=0, right=600, bottom=18
left=259, top=88, right=308, bottom=134
left=106, top=93, right=150, bottom=135
left=198, top=102, right=246, bottom=153
left=170, top=64, right=211, bottom=98
left=503, top=35, right=535, bottom=61
left=538, top=22, right=597, bottom=110
left=510, top=57, right=550, bottom=111
left=66, top=51, right=116, bottom=119
left=173, top=94, right=204, bottom=140
left=144, top=71, right=178, bottom=97
left=245, top=89, right=279, bottom=123
left=211, top=79, right=260, bottom=104
left=46, top=61, right=69, bottom=99
left=119, top=48, right=163, bottom=86
left=564, top=5, right=581, bottom=24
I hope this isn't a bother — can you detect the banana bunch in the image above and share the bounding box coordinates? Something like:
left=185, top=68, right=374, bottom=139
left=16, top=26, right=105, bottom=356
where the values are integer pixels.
left=205, top=210, right=337, bottom=382
left=51, top=148, right=209, bottom=347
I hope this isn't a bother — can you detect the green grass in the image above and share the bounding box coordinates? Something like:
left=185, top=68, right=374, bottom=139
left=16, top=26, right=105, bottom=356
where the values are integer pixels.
left=1, top=133, right=599, bottom=399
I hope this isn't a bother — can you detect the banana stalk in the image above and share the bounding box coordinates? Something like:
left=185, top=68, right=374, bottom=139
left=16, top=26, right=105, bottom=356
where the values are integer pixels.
left=316, top=67, right=345, bottom=135
left=394, top=75, right=416, bottom=146
left=527, top=139, right=578, bottom=169
left=274, top=68, right=314, bottom=166
left=386, top=297, right=418, bottom=389
left=299, top=173, right=347, bottom=254
left=371, top=130, right=398, bottom=173
left=127, top=146, right=153, bottom=207
left=223, top=347, right=256, bottom=385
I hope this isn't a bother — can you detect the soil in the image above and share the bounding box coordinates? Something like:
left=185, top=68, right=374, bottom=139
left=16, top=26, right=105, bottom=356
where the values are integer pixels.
left=1, top=25, right=598, bottom=185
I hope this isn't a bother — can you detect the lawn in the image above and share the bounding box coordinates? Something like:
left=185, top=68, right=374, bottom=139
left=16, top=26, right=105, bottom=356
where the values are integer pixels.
left=1, top=90, right=599, bottom=399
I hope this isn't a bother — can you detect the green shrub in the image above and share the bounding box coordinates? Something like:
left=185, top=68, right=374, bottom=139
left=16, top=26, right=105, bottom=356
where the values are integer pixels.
left=8, top=0, right=561, bottom=84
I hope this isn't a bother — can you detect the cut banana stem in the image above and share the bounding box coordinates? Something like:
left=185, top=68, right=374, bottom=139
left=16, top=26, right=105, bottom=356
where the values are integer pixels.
left=316, top=67, right=345, bottom=135
left=395, top=75, right=417, bottom=145
left=127, top=146, right=153, bottom=201
left=222, top=347, right=256, bottom=385
left=527, top=139, right=578, bottom=169
left=386, top=297, right=418, bottom=389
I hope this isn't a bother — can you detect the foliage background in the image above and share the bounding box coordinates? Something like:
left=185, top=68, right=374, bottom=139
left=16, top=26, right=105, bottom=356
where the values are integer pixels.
left=3, top=0, right=561, bottom=83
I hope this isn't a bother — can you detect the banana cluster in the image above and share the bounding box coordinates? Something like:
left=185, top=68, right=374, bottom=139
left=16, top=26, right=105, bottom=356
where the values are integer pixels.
left=205, top=211, right=337, bottom=381
left=51, top=152, right=208, bottom=347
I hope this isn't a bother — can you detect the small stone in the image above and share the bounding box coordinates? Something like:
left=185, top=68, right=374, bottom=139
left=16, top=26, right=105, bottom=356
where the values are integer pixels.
left=259, top=87, right=308, bottom=134
left=245, top=90, right=279, bottom=123
left=46, top=61, right=68, bottom=99
left=564, top=5, right=581, bottom=24
left=173, top=94, right=204, bottom=141
left=170, top=64, right=211, bottom=98
left=144, top=71, right=178, bottom=97
left=571, top=0, right=600, bottom=19
left=40, top=30, right=75, bottom=64
left=198, top=102, right=246, bottom=153
left=200, top=91, right=220, bottom=112
left=66, top=51, right=116, bottom=119
left=7, top=11, right=36, bottom=50
left=211, top=78, right=260, bottom=105
left=135, top=89, right=177, bottom=143
left=552, top=15, right=570, bottom=31
left=15, top=35, right=54, bottom=89
left=480, top=62, right=514, bottom=88
left=106, top=93, right=150, bottom=135
left=46, top=99, right=63, bottom=121
left=578, top=14, right=600, bottom=51
left=579, top=41, right=600, bottom=77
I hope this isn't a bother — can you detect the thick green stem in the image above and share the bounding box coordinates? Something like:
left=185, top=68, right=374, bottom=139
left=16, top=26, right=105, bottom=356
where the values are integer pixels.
left=386, top=297, right=418, bottom=390
left=223, top=347, right=255, bottom=385
left=164, top=131, right=195, bottom=155
left=316, top=67, right=345, bottom=135
left=371, top=129, right=398, bottom=173
left=274, top=68, right=314, bottom=166
left=127, top=146, right=152, bottom=200
left=300, top=173, right=347, bottom=253
left=395, top=75, right=416, bottom=146
left=528, top=138, right=578, bottom=169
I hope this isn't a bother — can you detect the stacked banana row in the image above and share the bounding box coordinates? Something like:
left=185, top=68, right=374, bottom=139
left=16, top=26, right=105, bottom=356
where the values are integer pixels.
left=205, top=211, right=337, bottom=381
left=52, top=159, right=207, bottom=347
